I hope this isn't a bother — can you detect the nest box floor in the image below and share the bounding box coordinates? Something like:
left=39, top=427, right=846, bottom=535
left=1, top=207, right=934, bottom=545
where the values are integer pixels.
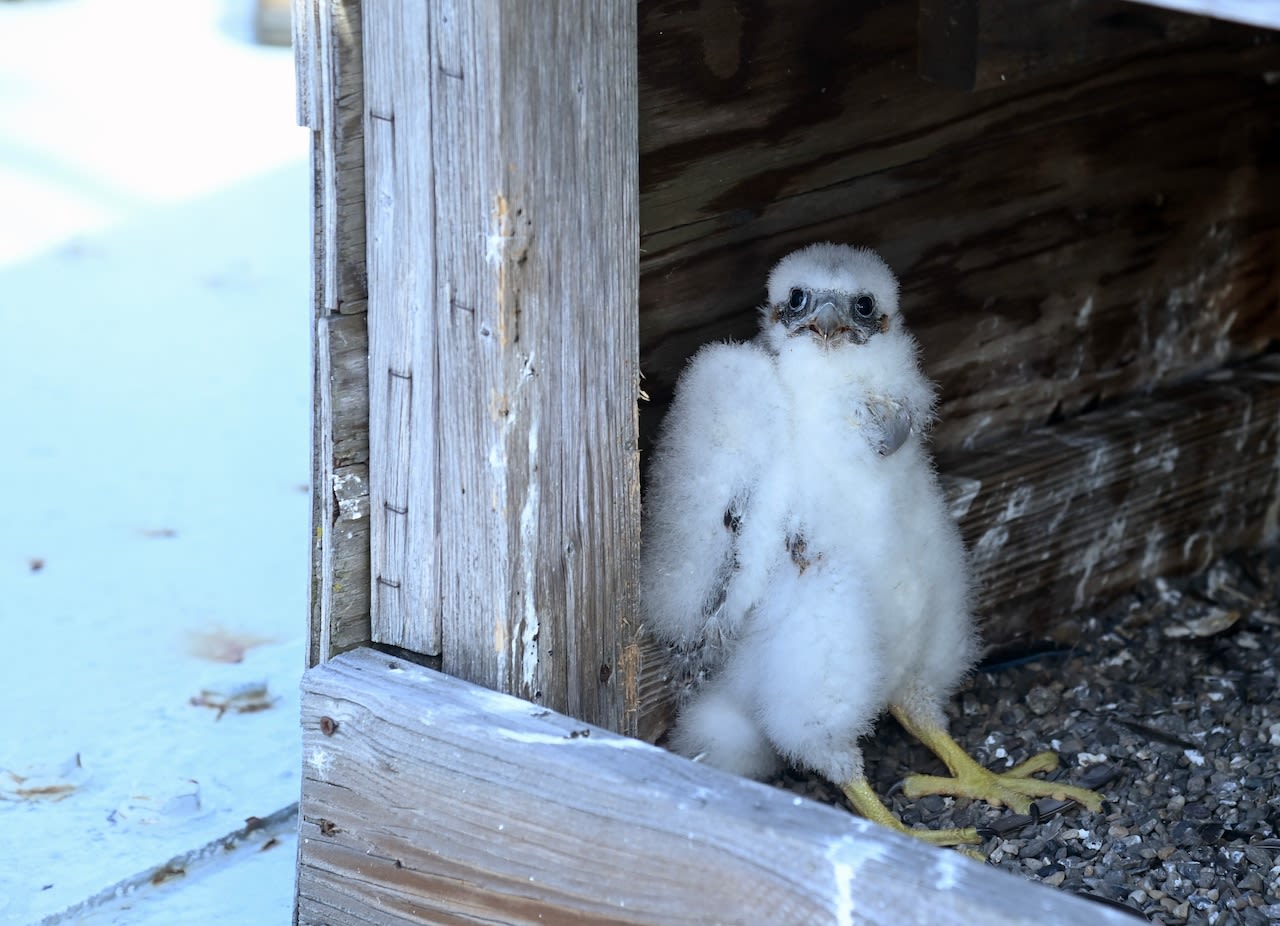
left=773, top=544, right=1280, bottom=925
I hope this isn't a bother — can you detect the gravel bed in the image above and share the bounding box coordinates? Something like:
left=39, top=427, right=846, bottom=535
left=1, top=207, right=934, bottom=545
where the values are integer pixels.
left=769, top=548, right=1280, bottom=924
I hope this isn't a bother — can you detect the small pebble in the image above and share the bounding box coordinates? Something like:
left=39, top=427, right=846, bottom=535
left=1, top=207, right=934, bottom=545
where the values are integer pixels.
left=1243, top=847, right=1273, bottom=869
left=1025, top=685, right=1059, bottom=716
left=767, top=548, right=1280, bottom=920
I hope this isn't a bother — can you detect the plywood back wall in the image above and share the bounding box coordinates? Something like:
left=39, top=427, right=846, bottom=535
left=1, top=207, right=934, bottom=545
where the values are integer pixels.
left=637, top=0, right=1280, bottom=458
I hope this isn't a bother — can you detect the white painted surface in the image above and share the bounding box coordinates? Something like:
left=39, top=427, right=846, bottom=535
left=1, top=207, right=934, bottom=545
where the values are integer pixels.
left=1128, top=0, right=1280, bottom=29
left=0, top=1, right=309, bottom=923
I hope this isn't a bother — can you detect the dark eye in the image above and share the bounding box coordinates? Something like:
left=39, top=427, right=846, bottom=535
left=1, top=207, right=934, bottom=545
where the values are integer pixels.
left=853, top=294, right=876, bottom=318
left=788, top=288, right=808, bottom=311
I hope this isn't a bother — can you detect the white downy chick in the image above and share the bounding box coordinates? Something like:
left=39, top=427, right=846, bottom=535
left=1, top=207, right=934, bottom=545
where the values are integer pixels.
left=641, top=243, right=1101, bottom=844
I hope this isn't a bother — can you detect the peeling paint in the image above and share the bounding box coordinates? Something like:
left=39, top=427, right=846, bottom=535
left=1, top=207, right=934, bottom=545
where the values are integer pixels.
left=1261, top=416, right=1280, bottom=542
left=942, top=475, right=982, bottom=521
left=485, top=194, right=513, bottom=266
left=931, top=849, right=964, bottom=891
left=972, top=524, right=1009, bottom=562
left=1073, top=518, right=1127, bottom=609
left=828, top=839, right=856, bottom=926
left=1142, top=227, right=1238, bottom=384
left=1001, top=485, right=1033, bottom=522
left=823, top=834, right=894, bottom=926
left=307, top=749, right=330, bottom=778
left=1086, top=443, right=1109, bottom=478
left=494, top=620, right=509, bottom=663
left=494, top=728, right=645, bottom=750
left=1153, top=440, right=1179, bottom=476
left=332, top=471, right=368, bottom=522
left=1140, top=528, right=1167, bottom=577
left=1233, top=395, right=1254, bottom=453
left=518, top=411, right=541, bottom=698
left=1074, top=295, right=1094, bottom=329
left=960, top=414, right=994, bottom=451
left=1045, top=497, right=1074, bottom=534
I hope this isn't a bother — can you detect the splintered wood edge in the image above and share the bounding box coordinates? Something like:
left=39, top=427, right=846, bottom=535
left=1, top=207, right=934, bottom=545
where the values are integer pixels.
left=307, top=0, right=369, bottom=668
left=296, top=649, right=1136, bottom=926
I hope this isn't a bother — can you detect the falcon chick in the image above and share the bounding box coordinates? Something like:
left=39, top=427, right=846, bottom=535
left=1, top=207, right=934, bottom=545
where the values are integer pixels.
left=642, top=243, right=1102, bottom=845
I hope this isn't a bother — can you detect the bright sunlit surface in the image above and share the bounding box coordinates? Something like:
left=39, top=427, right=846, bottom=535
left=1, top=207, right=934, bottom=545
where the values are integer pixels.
left=0, top=1, right=310, bottom=922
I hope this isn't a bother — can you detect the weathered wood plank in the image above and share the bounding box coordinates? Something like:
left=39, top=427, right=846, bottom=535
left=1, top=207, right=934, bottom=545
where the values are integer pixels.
left=949, top=353, right=1280, bottom=642
left=298, top=0, right=369, bottom=317
left=918, top=0, right=1208, bottom=91
left=636, top=356, right=1280, bottom=739
left=315, top=0, right=368, bottom=316
left=306, top=0, right=372, bottom=668
left=297, top=649, right=1137, bottom=926
left=321, top=459, right=372, bottom=657
left=363, top=0, right=642, bottom=731
left=311, top=314, right=374, bottom=665
left=292, top=0, right=318, bottom=128
left=637, top=0, right=1280, bottom=458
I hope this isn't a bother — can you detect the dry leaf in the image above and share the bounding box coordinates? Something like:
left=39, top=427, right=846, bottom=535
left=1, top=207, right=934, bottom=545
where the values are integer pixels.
left=0, top=754, right=89, bottom=802
left=186, top=626, right=277, bottom=663
left=189, top=681, right=278, bottom=719
left=1162, top=607, right=1241, bottom=639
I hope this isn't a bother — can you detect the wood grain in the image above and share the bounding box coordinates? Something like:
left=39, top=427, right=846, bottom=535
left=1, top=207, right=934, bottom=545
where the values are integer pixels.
left=918, top=0, right=1208, bottom=90
left=363, top=0, right=642, bottom=731
left=304, top=0, right=372, bottom=668
left=312, top=314, right=373, bottom=664
left=637, top=0, right=1280, bottom=459
left=949, top=353, right=1280, bottom=642
left=297, top=649, right=1139, bottom=926
left=292, top=0, right=318, bottom=127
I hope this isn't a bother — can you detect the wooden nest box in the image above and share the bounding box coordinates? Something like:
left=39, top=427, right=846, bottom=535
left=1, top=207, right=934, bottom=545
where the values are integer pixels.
left=293, top=1, right=1280, bottom=922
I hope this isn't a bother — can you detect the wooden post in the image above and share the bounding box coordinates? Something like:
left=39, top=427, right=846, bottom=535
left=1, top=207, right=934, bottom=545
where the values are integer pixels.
left=296, top=0, right=374, bottom=666
left=363, top=1, right=641, bottom=732
left=297, top=649, right=1141, bottom=926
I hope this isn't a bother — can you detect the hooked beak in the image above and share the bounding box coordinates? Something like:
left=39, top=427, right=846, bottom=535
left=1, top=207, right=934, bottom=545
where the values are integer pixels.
left=810, top=299, right=842, bottom=336
left=800, top=292, right=873, bottom=344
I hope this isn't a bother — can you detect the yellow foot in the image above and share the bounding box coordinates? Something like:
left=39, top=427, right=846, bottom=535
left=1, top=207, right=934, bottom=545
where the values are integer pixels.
left=841, top=777, right=982, bottom=848
left=902, top=749, right=1104, bottom=816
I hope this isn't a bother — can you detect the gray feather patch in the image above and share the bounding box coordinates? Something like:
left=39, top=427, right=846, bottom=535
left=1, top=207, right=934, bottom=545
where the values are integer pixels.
left=867, top=396, right=913, bottom=456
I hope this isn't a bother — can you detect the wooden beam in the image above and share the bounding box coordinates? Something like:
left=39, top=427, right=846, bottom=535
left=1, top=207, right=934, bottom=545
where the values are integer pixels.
left=303, top=0, right=373, bottom=668
left=314, top=314, right=374, bottom=661
left=948, top=353, right=1280, bottom=642
left=302, top=0, right=369, bottom=319
left=363, top=1, right=641, bottom=731
left=918, top=0, right=1208, bottom=91
left=297, top=649, right=1139, bottom=926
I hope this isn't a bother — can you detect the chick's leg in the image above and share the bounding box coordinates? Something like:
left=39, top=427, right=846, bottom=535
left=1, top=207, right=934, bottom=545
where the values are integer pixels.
left=890, top=704, right=1104, bottom=814
left=841, top=778, right=981, bottom=846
